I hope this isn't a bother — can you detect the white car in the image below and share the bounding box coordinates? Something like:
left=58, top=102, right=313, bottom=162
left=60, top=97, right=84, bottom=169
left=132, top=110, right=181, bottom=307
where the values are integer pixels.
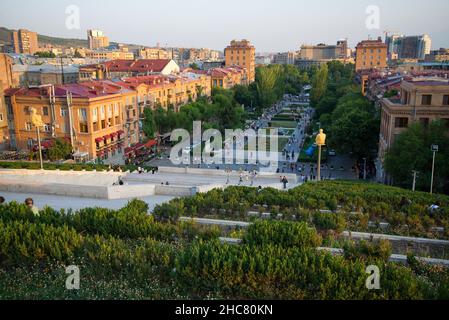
left=328, top=149, right=337, bottom=156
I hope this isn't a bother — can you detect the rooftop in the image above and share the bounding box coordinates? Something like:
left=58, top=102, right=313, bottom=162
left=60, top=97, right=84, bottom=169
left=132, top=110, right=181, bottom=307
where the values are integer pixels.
left=5, top=80, right=133, bottom=99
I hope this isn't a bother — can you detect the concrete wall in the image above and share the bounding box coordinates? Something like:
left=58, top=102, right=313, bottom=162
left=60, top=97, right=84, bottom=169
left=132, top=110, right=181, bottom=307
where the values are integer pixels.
left=157, top=166, right=298, bottom=183
left=107, top=184, right=155, bottom=200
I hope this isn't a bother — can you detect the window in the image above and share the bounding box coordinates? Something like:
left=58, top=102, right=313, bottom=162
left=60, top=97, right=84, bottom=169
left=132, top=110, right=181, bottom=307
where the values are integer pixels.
left=43, top=106, right=49, bottom=116
left=78, top=108, right=87, bottom=119
left=422, top=95, right=432, bottom=106
left=25, top=122, right=33, bottom=131
left=44, top=123, right=52, bottom=132
left=419, top=118, right=429, bottom=128
left=60, top=107, right=68, bottom=117
left=395, top=117, right=409, bottom=128
left=27, top=138, right=34, bottom=149
left=0, top=113, right=3, bottom=121
left=79, top=122, right=88, bottom=133
left=443, top=95, right=449, bottom=106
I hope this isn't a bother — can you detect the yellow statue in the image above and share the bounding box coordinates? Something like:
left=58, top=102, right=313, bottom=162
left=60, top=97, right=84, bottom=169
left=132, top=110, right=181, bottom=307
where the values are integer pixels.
left=316, top=129, right=326, bottom=146
left=30, top=107, right=44, bottom=128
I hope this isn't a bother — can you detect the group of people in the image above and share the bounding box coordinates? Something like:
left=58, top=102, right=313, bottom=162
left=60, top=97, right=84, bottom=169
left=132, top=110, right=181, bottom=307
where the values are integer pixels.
left=0, top=196, right=39, bottom=215
left=236, top=169, right=258, bottom=186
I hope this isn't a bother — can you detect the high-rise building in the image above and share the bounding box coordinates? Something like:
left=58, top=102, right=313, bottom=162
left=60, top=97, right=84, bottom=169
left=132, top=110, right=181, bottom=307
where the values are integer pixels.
left=225, top=40, right=256, bottom=83
left=11, top=29, right=39, bottom=54
left=87, top=30, right=110, bottom=50
left=355, top=38, right=388, bottom=72
left=386, top=34, right=432, bottom=60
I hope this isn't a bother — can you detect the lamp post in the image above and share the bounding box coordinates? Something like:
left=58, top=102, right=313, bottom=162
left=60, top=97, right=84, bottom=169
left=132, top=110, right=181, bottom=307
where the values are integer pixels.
left=315, top=129, right=326, bottom=181
left=36, top=126, right=43, bottom=170
left=30, top=107, right=45, bottom=170
left=430, top=144, right=438, bottom=194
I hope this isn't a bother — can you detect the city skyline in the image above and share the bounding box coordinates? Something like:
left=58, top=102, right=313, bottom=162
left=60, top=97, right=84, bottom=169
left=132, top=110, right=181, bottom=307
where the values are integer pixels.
left=1, top=0, right=448, bottom=52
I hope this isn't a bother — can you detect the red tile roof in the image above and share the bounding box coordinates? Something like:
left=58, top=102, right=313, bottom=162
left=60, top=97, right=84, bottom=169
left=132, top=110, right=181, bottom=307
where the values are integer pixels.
left=5, top=81, right=134, bottom=99
left=103, top=59, right=171, bottom=73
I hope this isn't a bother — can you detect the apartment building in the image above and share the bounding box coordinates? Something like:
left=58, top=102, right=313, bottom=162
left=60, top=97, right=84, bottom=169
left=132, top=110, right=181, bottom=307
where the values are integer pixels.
left=4, top=81, right=139, bottom=161
left=87, top=30, right=110, bottom=50
left=387, top=34, right=432, bottom=60
left=85, top=49, right=134, bottom=61
left=11, top=29, right=39, bottom=55
left=355, top=38, right=388, bottom=72
left=273, top=52, right=297, bottom=65
left=377, top=77, right=449, bottom=182
left=225, top=40, right=256, bottom=83
left=12, top=64, right=79, bottom=86
left=138, top=48, right=172, bottom=60
left=118, top=72, right=211, bottom=111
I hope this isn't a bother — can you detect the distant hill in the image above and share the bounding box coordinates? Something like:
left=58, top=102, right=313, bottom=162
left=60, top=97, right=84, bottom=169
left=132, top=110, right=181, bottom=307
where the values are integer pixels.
left=0, top=26, right=88, bottom=48
left=0, top=26, right=142, bottom=50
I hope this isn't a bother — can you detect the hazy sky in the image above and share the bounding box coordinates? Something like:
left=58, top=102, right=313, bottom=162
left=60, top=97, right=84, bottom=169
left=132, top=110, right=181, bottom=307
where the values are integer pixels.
left=1, top=0, right=448, bottom=52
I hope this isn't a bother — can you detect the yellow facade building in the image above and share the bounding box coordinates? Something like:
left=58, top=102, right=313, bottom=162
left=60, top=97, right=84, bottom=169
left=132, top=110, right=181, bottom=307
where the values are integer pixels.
left=5, top=81, right=139, bottom=161
left=355, top=38, right=388, bottom=72
left=225, top=40, right=256, bottom=83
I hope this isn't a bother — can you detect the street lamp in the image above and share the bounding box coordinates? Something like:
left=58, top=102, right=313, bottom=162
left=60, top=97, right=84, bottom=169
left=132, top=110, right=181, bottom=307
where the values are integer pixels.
left=430, top=144, right=439, bottom=194
left=30, top=107, right=45, bottom=170
left=315, top=129, right=326, bottom=181
left=363, top=157, right=367, bottom=180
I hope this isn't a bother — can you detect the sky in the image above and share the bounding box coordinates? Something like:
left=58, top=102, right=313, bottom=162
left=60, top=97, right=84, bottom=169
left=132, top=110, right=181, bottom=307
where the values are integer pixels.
left=1, top=0, right=448, bottom=52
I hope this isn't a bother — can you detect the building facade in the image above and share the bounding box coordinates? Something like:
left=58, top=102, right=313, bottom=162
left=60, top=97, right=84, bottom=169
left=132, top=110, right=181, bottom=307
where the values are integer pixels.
left=386, top=34, right=432, bottom=61
left=12, top=64, right=79, bottom=87
left=4, top=81, right=138, bottom=161
left=273, top=52, right=297, bottom=65
left=355, top=38, right=388, bottom=72
left=11, top=29, right=39, bottom=55
left=87, top=30, right=110, bottom=50
left=224, top=40, right=256, bottom=83
left=376, top=77, right=449, bottom=182
left=0, top=53, right=14, bottom=150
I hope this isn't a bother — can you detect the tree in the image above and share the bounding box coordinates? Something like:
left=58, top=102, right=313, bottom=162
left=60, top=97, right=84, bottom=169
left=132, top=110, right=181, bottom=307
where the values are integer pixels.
left=47, top=138, right=72, bottom=161
left=189, top=63, right=200, bottom=70
left=34, top=51, right=56, bottom=58
left=385, top=121, right=449, bottom=194
left=142, top=108, right=156, bottom=139
left=74, top=50, right=83, bottom=58
left=310, top=64, right=328, bottom=106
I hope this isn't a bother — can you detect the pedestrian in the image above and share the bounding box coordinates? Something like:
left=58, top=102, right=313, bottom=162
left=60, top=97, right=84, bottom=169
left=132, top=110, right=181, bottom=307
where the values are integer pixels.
left=0, top=196, right=5, bottom=205
left=282, top=176, right=288, bottom=189
left=25, top=198, right=39, bottom=216
left=238, top=173, right=243, bottom=186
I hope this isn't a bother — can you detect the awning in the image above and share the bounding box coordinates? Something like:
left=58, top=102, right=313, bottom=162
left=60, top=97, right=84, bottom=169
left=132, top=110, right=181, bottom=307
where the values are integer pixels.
left=95, top=137, right=103, bottom=143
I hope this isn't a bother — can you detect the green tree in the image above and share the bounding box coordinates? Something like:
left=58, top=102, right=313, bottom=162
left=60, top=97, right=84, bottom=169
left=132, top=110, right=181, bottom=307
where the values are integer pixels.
left=385, top=121, right=449, bottom=194
left=142, top=108, right=156, bottom=139
left=34, top=51, right=56, bottom=58
left=310, top=64, right=329, bottom=106
left=47, top=138, right=72, bottom=161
